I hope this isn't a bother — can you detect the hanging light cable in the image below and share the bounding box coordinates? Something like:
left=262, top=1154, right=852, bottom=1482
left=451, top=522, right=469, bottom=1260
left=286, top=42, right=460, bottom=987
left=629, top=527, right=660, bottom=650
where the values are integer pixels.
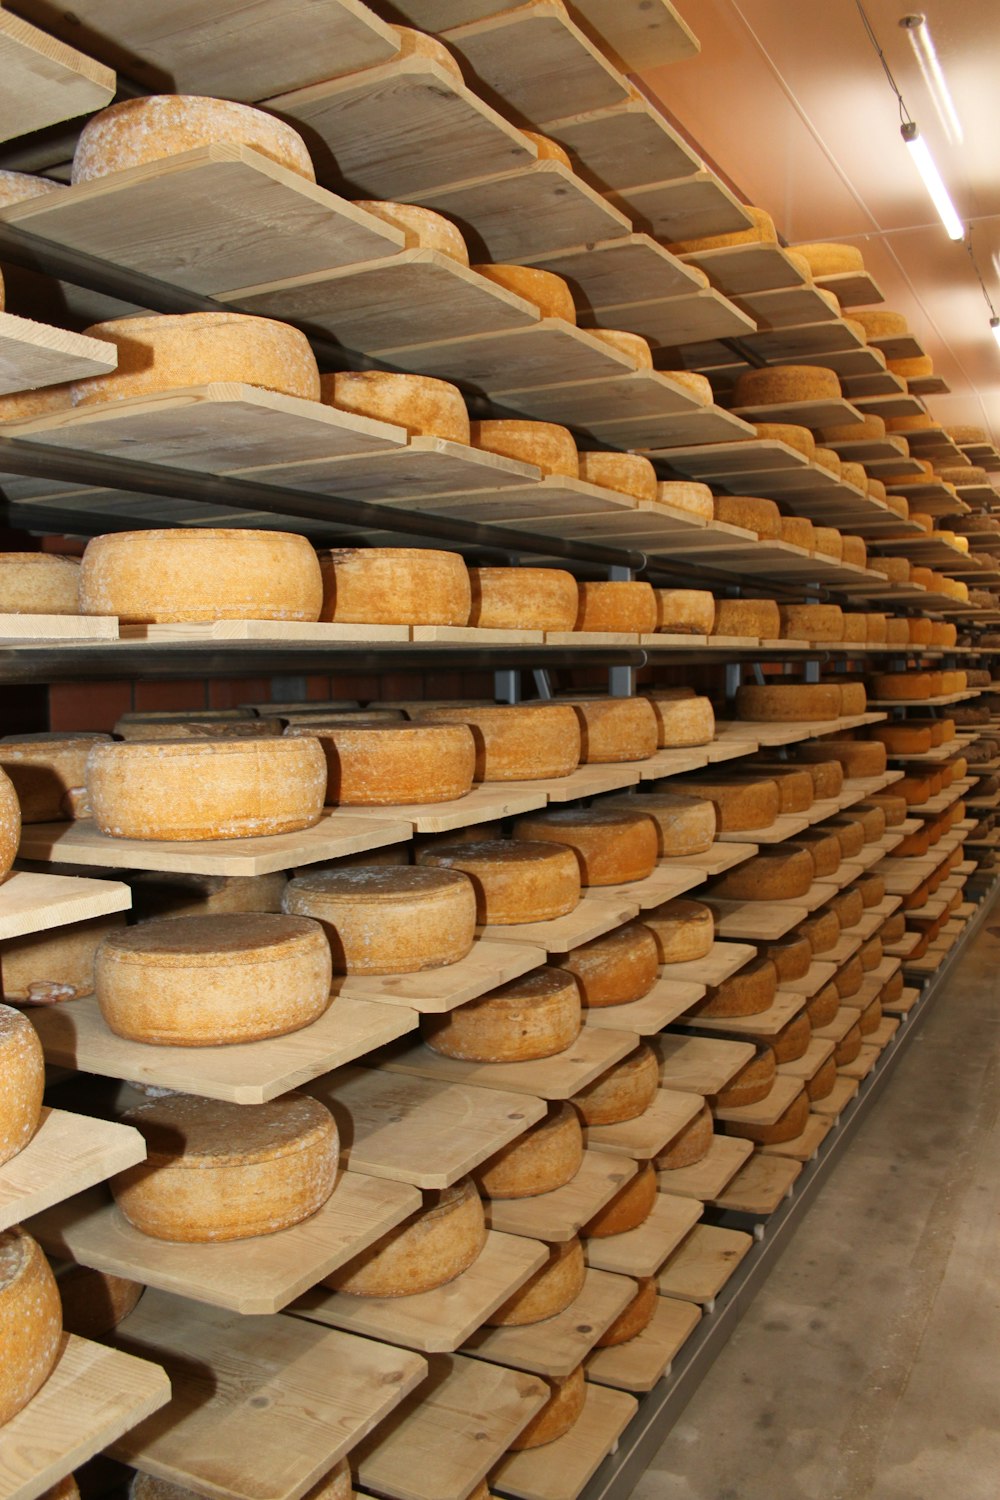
left=965, top=232, right=1000, bottom=350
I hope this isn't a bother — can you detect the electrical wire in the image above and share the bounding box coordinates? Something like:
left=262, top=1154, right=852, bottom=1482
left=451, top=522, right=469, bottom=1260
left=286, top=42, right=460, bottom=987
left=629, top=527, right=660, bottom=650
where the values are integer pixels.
left=854, top=0, right=912, bottom=126
left=966, top=230, right=998, bottom=321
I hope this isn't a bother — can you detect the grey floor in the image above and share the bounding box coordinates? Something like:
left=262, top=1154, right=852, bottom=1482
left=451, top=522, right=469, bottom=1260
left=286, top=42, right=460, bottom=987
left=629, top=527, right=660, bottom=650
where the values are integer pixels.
left=632, top=913, right=1000, bottom=1500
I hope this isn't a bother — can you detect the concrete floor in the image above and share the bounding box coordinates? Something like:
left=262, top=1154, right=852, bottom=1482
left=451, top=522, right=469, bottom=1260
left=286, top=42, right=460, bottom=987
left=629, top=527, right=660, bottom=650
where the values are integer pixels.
left=633, top=914, right=1000, bottom=1500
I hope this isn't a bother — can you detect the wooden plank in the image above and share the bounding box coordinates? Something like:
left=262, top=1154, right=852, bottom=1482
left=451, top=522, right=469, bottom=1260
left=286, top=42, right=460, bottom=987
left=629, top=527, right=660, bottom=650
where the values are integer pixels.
left=777, top=1036, right=836, bottom=1081
left=735, top=282, right=840, bottom=329
left=714, top=1075, right=803, bottom=1128
left=120, top=620, right=411, bottom=644
left=547, top=97, right=700, bottom=194
left=656, top=1133, right=753, bottom=1202
left=585, top=1088, right=704, bottom=1161
left=29, top=1174, right=421, bottom=1316
left=0, top=869, right=130, bottom=941
left=653, top=941, right=758, bottom=989
left=584, top=1192, right=701, bottom=1278
left=336, top=939, right=542, bottom=1015
left=342, top=782, right=548, bottom=833
left=581, top=289, right=756, bottom=348
left=490, top=1384, right=637, bottom=1500
left=464, top=1267, right=633, bottom=1378
left=479, top=896, right=640, bottom=954
left=30, top=993, right=418, bottom=1106
left=0, top=1332, right=169, bottom=1500
left=17, top=809, right=411, bottom=876
left=608, top=171, right=751, bottom=243
left=111, top=1290, right=426, bottom=1500
left=354, top=1354, right=548, bottom=1500
left=653, top=1034, right=755, bottom=1095
left=0, top=9, right=114, bottom=143
left=376, top=318, right=636, bottom=393
left=657, top=1223, right=754, bottom=1305
left=0, top=1108, right=143, bottom=1234
left=0, top=614, right=117, bottom=641
left=0, top=311, right=118, bottom=396
left=712, top=1152, right=802, bottom=1215
left=583, top=977, right=705, bottom=1036
left=290, top=1231, right=546, bottom=1353
left=586, top=1294, right=701, bottom=1393
left=379, top=1028, right=637, bottom=1101
left=760, top=1113, right=833, bottom=1162
left=707, top=898, right=811, bottom=941
left=582, top=864, right=705, bottom=911
left=681, top=988, right=807, bottom=1038
left=247, top=438, right=539, bottom=507
left=729, top=396, right=866, bottom=431
left=522, top=233, right=702, bottom=308
left=484, top=1151, right=636, bottom=1243
left=678, top=242, right=807, bottom=295
left=838, top=1044, right=880, bottom=1082
left=812, top=269, right=885, bottom=307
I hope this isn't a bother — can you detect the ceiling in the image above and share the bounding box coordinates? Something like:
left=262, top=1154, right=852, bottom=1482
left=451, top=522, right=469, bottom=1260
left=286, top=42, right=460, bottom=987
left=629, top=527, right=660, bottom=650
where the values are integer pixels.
left=639, top=0, right=1000, bottom=447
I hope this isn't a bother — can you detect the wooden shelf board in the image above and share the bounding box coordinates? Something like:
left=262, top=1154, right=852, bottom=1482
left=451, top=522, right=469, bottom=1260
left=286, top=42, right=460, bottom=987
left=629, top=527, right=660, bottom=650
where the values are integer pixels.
left=656, top=1133, right=753, bottom=1202
left=606, top=169, right=750, bottom=245
left=655, top=941, right=758, bottom=990
left=716, top=811, right=811, bottom=845
left=777, top=1036, right=836, bottom=1082
left=706, top=897, right=810, bottom=941
left=883, top=984, right=921, bottom=1016
left=760, top=1112, right=834, bottom=1162
left=120, top=620, right=411, bottom=645
left=29, top=1173, right=421, bottom=1316
left=0, top=869, right=131, bottom=941
left=17, top=809, right=412, bottom=876
left=712, top=1151, right=802, bottom=1216
left=680, top=987, right=807, bottom=1039
left=583, top=286, right=756, bottom=348
left=0, top=9, right=114, bottom=143
left=779, top=960, right=838, bottom=998
left=654, top=1033, right=756, bottom=1095
left=491, top=1383, right=638, bottom=1500
left=811, top=1075, right=861, bottom=1118
left=0, top=311, right=119, bottom=396
left=0, top=614, right=118, bottom=642
left=657, top=842, right=759, bottom=877
left=380, top=1027, right=637, bottom=1102
left=583, top=976, right=705, bottom=1036
left=728, top=397, right=865, bottom=431
left=464, top=1266, right=635, bottom=1379
left=522, top=234, right=706, bottom=312
left=353, top=1353, right=548, bottom=1500
left=111, top=1288, right=426, bottom=1500
left=484, top=1150, right=637, bottom=1243
left=838, top=1043, right=880, bottom=1082
left=344, top=781, right=548, bottom=834
left=812, top=268, right=885, bottom=307
left=0, top=1108, right=144, bottom=1234
left=586, top=1293, right=702, bottom=1393
left=289, top=1230, right=546, bottom=1353
left=734, top=281, right=840, bottom=328
left=677, top=243, right=807, bottom=297
left=715, top=1074, right=803, bottom=1128
left=479, top=895, right=640, bottom=954
left=657, top=1223, right=754, bottom=1306
left=584, top=1192, right=702, bottom=1279
left=582, top=864, right=706, bottom=911
left=30, top=992, right=418, bottom=1106
left=528, top=763, right=644, bottom=802
left=585, top=1087, right=705, bottom=1161
left=0, top=1332, right=169, bottom=1500
left=336, top=939, right=541, bottom=1015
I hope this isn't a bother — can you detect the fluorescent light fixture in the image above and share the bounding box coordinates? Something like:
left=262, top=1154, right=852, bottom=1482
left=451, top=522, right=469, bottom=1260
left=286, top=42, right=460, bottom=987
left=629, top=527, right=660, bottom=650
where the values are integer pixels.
left=991, top=317, right=1000, bottom=351
left=901, top=14, right=964, bottom=146
left=901, top=121, right=964, bottom=240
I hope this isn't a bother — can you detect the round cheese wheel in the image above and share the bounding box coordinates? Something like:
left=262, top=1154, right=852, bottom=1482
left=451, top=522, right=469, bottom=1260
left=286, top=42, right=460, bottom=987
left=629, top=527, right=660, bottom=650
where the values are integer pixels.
left=355, top=200, right=468, bottom=263
left=696, top=956, right=777, bottom=1018
left=512, top=807, right=658, bottom=886
left=806, top=981, right=840, bottom=1028
left=732, top=364, right=840, bottom=407
left=0, top=383, right=76, bottom=424
left=713, top=599, right=781, bottom=638
left=329, top=1178, right=486, bottom=1297
left=713, top=1046, right=776, bottom=1107
left=780, top=517, right=816, bottom=551
left=808, top=1055, right=838, bottom=1101
left=285, top=720, right=475, bottom=805
left=820, top=413, right=887, bottom=443
left=677, top=774, right=779, bottom=832
left=584, top=1160, right=657, bottom=1234
left=881, top=970, right=904, bottom=1004
left=796, top=741, right=886, bottom=780
left=947, top=424, right=987, bottom=444
left=0, top=1228, right=62, bottom=1426
left=318, top=548, right=470, bottom=626
left=80, top=528, right=322, bottom=624
left=646, top=898, right=713, bottom=963
left=577, top=451, right=657, bottom=502
left=713, top=495, right=781, bottom=540
left=835, top=1023, right=863, bottom=1066
left=474, top=264, right=575, bottom=322
left=746, top=1012, right=811, bottom=1065
left=0, top=553, right=81, bottom=616
left=710, top=844, right=814, bottom=901
left=831, top=888, right=864, bottom=930
left=813, top=526, right=844, bottom=560
left=858, top=993, right=882, bottom=1033
left=654, top=589, right=715, bottom=636
left=409, top=703, right=580, bottom=781
left=509, top=1364, right=586, bottom=1449
left=735, top=683, right=841, bottom=722
left=0, top=732, right=110, bottom=822
left=522, top=130, right=572, bottom=167
left=726, top=1087, right=809, bottom=1145
left=860, top=936, right=883, bottom=972
left=744, top=765, right=813, bottom=814
left=477, top=1102, right=583, bottom=1199
left=55, top=1262, right=143, bottom=1341
left=605, top=789, right=716, bottom=857
left=669, top=205, right=777, bottom=254
left=796, top=828, right=841, bottom=878
left=657, top=481, right=714, bottom=519
left=656, top=1101, right=714, bottom=1170
left=418, top=840, right=580, bottom=923
left=754, top=422, right=816, bottom=457
left=470, top=419, right=578, bottom=478
left=73, top=95, right=313, bottom=182
left=798, top=758, right=844, bottom=798
left=576, top=581, right=657, bottom=634
left=0, top=913, right=123, bottom=1005
left=0, top=169, right=62, bottom=209
left=826, top=818, right=864, bottom=858
left=487, top=1237, right=585, bottom=1327
left=113, top=1092, right=337, bottom=1242
left=567, top=697, right=658, bottom=763
left=322, top=371, right=469, bottom=442
left=556, top=921, right=659, bottom=1007
left=132, top=1468, right=351, bottom=1500
left=0, top=1005, right=44, bottom=1167
left=390, top=23, right=464, bottom=75
left=644, top=689, right=715, bottom=749
left=661, top=369, right=712, bottom=402
left=761, top=933, right=812, bottom=983
left=86, top=736, right=326, bottom=841
left=574, top=1045, right=659, bottom=1126
left=867, top=478, right=887, bottom=502
left=792, top=242, right=864, bottom=276
left=284, top=866, right=475, bottom=973
left=596, top=1276, right=658, bottom=1346
left=468, top=567, right=577, bottom=631
left=423, top=968, right=581, bottom=1062
left=582, top=328, right=649, bottom=370
left=840, top=614, right=868, bottom=642
left=837, top=682, right=868, bottom=716
left=75, top=312, right=318, bottom=406
left=855, top=309, right=908, bottom=338
left=779, top=604, right=844, bottom=641
left=813, top=448, right=842, bottom=479
left=95, top=914, right=331, bottom=1046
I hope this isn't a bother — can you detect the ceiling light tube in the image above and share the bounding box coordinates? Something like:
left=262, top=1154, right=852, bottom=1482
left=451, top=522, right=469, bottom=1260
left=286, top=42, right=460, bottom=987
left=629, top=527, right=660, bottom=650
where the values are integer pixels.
left=901, top=121, right=964, bottom=240
left=901, top=14, right=964, bottom=146
left=991, top=317, right=1000, bottom=351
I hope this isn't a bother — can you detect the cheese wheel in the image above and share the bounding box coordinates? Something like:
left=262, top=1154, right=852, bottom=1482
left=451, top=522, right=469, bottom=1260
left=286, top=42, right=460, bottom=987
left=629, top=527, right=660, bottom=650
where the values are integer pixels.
left=597, top=1276, right=658, bottom=1346
left=73, top=95, right=313, bottom=183
left=488, top=1236, right=586, bottom=1329
left=474, top=264, right=576, bottom=322
left=86, top=736, right=325, bottom=841
left=835, top=956, right=864, bottom=999
left=796, top=829, right=841, bottom=878
left=864, top=611, right=887, bottom=642
left=605, top=790, right=716, bottom=856
left=556, top=922, right=659, bottom=1008
left=587, top=328, right=652, bottom=367
left=284, top=866, right=475, bottom=972
left=75, top=312, right=318, bottom=407
left=0, top=382, right=76, bottom=424
left=574, top=1044, right=659, bottom=1127
left=423, top=968, right=581, bottom=1062
left=80, top=528, right=321, bottom=624
left=576, top=452, right=656, bottom=504
left=0, top=1228, right=62, bottom=1426
left=676, top=774, right=779, bottom=832
left=855, top=309, right=908, bottom=338
left=713, top=1046, right=776, bottom=1106
left=867, top=477, right=887, bottom=501
left=798, top=758, right=844, bottom=798
left=732, top=365, right=840, bottom=407
left=657, top=481, right=714, bottom=519
left=807, top=1055, right=838, bottom=1101
left=0, top=169, right=62, bottom=210
left=795, top=739, right=886, bottom=779
left=512, top=807, right=658, bottom=886
left=852, top=803, right=887, bottom=842
left=813, top=448, right=842, bottom=479
left=670, top=206, right=777, bottom=254
left=807, top=981, right=840, bottom=1028
left=735, top=683, right=841, bottom=722
left=319, top=547, right=470, bottom=626
left=285, top=720, right=474, bottom=805
left=113, top=1092, right=337, bottom=1242
left=725, top=1087, right=809, bottom=1145
left=645, top=898, right=713, bottom=963
left=749, top=1012, right=812, bottom=1065
left=132, top=1469, right=350, bottom=1500
left=656, top=1101, right=714, bottom=1170
left=858, top=994, right=882, bottom=1034
left=754, top=422, right=816, bottom=457
left=947, top=424, right=987, bottom=444
left=743, top=765, right=813, bottom=814
left=55, top=1262, right=143, bottom=1341
left=872, top=672, right=941, bottom=701
left=780, top=517, right=815, bottom=551
left=713, top=495, right=783, bottom=539
left=837, top=682, right=868, bottom=715
left=695, top=956, right=778, bottom=1018
left=409, top=703, right=580, bottom=781
left=820, top=414, right=886, bottom=443
left=131, top=871, right=288, bottom=922
left=644, top=689, right=715, bottom=748
left=881, top=970, right=904, bottom=1005
left=355, top=200, right=468, bottom=263
left=713, top=598, right=781, bottom=638
left=826, top=818, right=864, bottom=859
left=95, top=914, right=331, bottom=1046
left=468, top=567, right=577, bottom=631
left=417, top=837, right=580, bottom=923
left=831, top=888, right=864, bottom=930
left=710, top=844, right=814, bottom=900
left=885, top=618, right=910, bottom=645
left=813, top=526, right=843, bottom=560
left=576, top=581, right=657, bottom=634
left=522, top=130, right=572, bottom=166
left=470, top=419, right=578, bottom=478
left=798, top=911, right=842, bottom=958
left=0, top=552, right=81, bottom=616
left=322, top=370, right=469, bottom=441
left=0, top=732, right=110, bottom=822
left=654, top=589, right=715, bottom=635
left=477, top=1102, right=583, bottom=1199
left=509, top=1365, right=586, bottom=1450
left=329, top=1178, right=486, bottom=1297
left=779, top=604, right=844, bottom=642
left=792, top=242, right=864, bottom=276
left=761, top=933, right=812, bottom=983
left=860, top=936, right=883, bottom=974
left=0, top=913, right=123, bottom=1006
left=390, top=23, right=463, bottom=75
left=841, top=614, right=868, bottom=641
left=0, top=1005, right=44, bottom=1167
left=567, top=697, right=659, bottom=763
left=584, top=1160, right=657, bottom=1235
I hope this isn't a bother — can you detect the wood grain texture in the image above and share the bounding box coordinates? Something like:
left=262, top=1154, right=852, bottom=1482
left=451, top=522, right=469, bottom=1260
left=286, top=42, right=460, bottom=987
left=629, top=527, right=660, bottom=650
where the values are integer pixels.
left=0, top=869, right=130, bottom=941
left=0, top=311, right=117, bottom=396
left=0, top=9, right=113, bottom=143
left=0, top=1108, right=144, bottom=1233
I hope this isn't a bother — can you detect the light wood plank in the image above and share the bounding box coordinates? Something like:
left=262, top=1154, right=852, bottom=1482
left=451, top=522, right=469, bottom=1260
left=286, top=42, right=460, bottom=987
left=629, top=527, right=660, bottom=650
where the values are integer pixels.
left=337, top=939, right=543, bottom=1015
left=657, top=1223, right=753, bottom=1305
left=0, top=1108, right=143, bottom=1234
left=380, top=1028, right=638, bottom=1101
left=652, top=1035, right=755, bottom=1095
left=608, top=171, right=751, bottom=243
left=760, top=1112, right=833, bottom=1162
left=547, top=99, right=699, bottom=195
left=584, top=1192, right=701, bottom=1278
left=713, top=1152, right=801, bottom=1215
left=585, top=1088, right=704, bottom=1160
left=484, top=1150, right=636, bottom=1243
left=656, top=1133, right=753, bottom=1202
left=490, top=1384, right=637, bottom=1500
left=464, top=1267, right=634, bottom=1378
left=0, top=614, right=117, bottom=641
left=656, top=941, right=758, bottom=989
left=583, top=977, right=705, bottom=1035
left=0, top=869, right=130, bottom=941
left=479, top=896, right=640, bottom=954
left=0, top=10, right=113, bottom=143
left=586, top=1294, right=701, bottom=1392
left=0, top=311, right=117, bottom=396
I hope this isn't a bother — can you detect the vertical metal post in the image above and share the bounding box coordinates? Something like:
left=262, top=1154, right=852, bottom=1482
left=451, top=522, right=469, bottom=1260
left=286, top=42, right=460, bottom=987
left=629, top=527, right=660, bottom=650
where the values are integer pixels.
left=608, top=563, right=635, bottom=699
left=494, top=670, right=520, bottom=704
left=532, top=669, right=554, bottom=700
